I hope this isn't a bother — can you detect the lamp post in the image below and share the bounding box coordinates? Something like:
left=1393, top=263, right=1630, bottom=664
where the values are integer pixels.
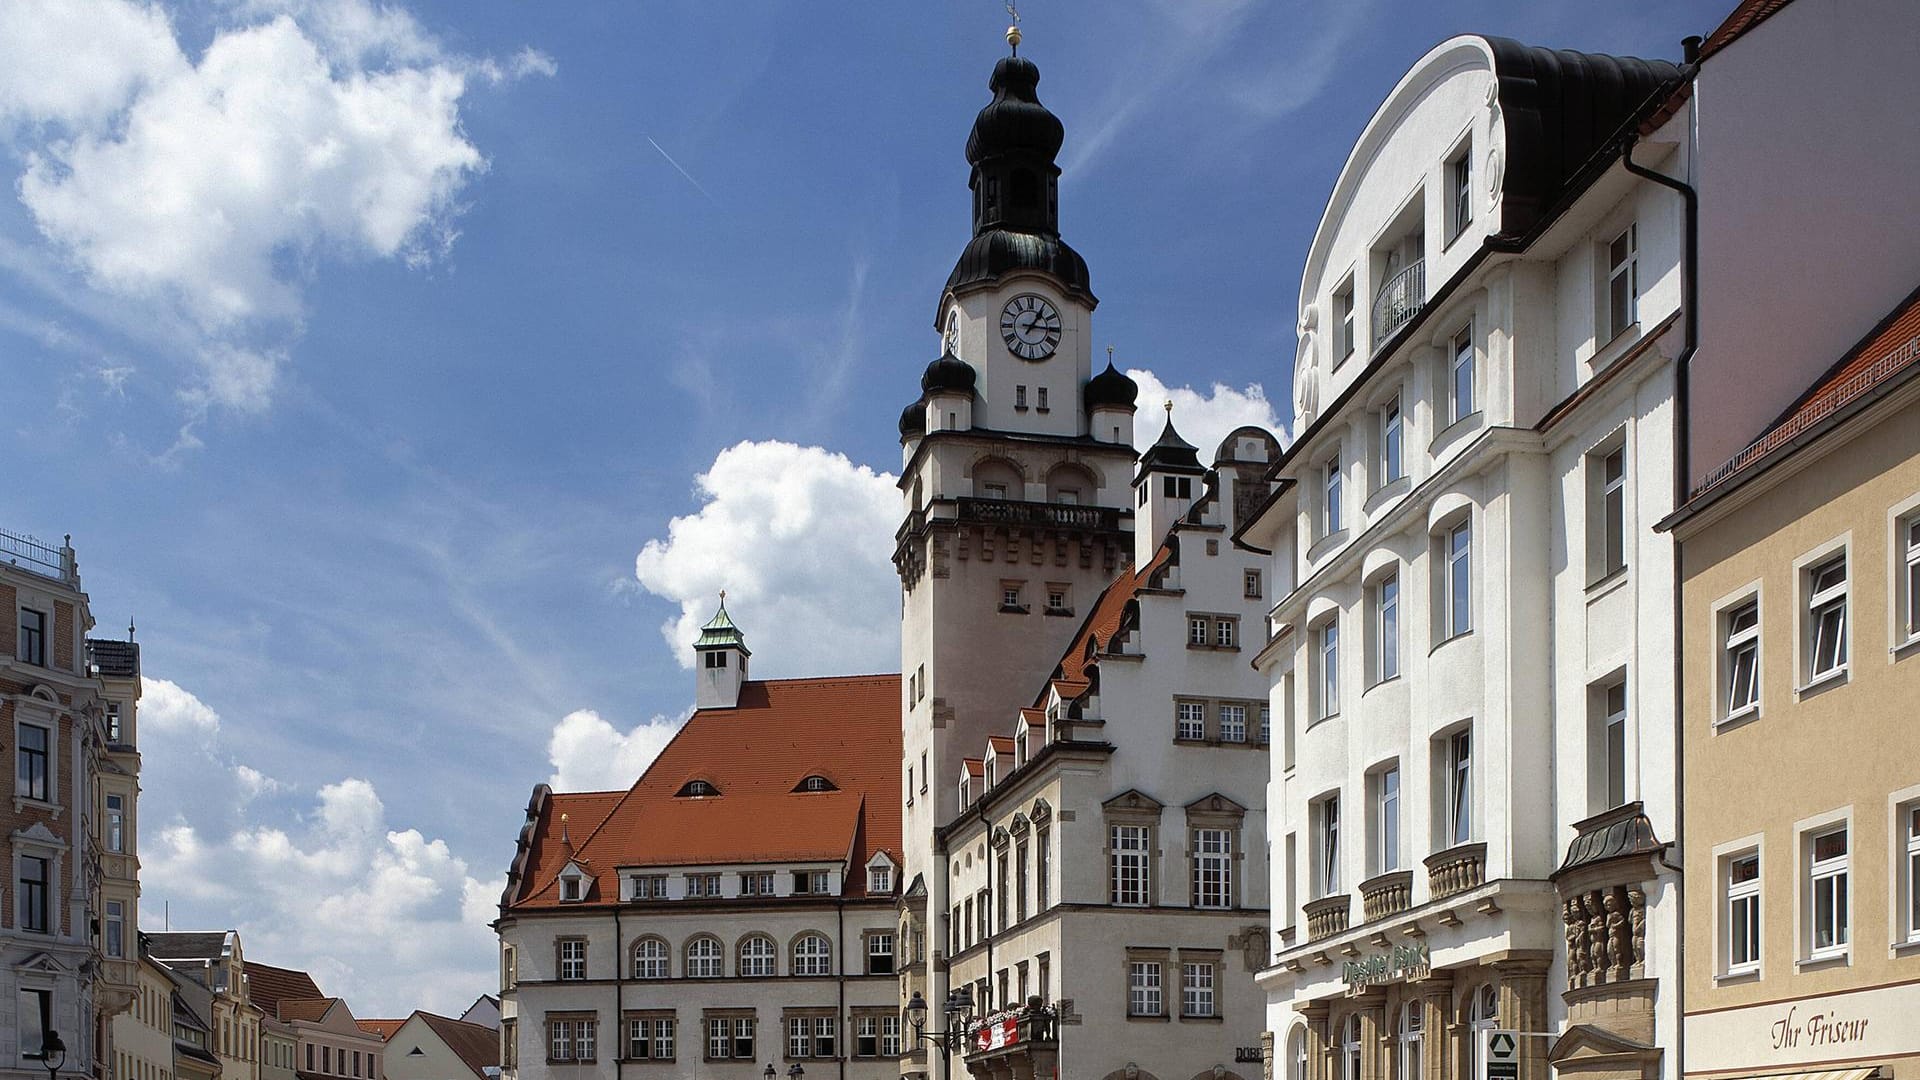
left=35, top=1030, right=67, bottom=1080
left=763, top=1064, right=803, bottom=1079
left=904, top=985, right=974, bottom=1080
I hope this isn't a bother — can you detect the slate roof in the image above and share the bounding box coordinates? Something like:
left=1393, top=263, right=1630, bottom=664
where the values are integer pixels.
left=87, top=638, right=140, bottom=677
left=504, top=675, right=901, bottom=911
left=418, top=1013, right=500, bottom=1080
left=145, top=931, right=229, bottom=961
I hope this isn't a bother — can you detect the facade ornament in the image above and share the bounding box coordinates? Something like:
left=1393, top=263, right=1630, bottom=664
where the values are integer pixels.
left=1583, top=892, right=1608, bottom=976
left=1483, top=77, right=1505, bottom=212
left=1605, top=889, right=1630, bottom=979
left=1563, top=899, right=1586, bottom=986
left=1628, top=887, right=1648, bottom=968
left=1293, top=303, right=1320, bottom=426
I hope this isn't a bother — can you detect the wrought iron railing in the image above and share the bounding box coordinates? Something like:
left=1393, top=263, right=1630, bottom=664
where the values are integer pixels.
left=1, top=527, right=68, bottom=581
left=1371, top=258, right=1426, bottom=346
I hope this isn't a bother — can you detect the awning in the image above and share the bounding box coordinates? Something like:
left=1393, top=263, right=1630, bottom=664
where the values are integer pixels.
left=1729, top=1068, right=1884, bottom=1080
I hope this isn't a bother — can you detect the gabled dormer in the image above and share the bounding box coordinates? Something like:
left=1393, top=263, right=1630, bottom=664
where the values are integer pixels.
left=557, top=860, right=592, bottom=904
left=693, top=594, right=750, bottom=710
left=865, top=851, right=897, bottom=895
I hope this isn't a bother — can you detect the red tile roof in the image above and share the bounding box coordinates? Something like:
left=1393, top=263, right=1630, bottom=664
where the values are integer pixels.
left=1037, top=544, right=1174, bottom=707
left=1693, top=284, right=1920, bottom=496
left=277, top=998, right=338, bottom=1023
left=246, top=963, right=325, bottom=1018
left=357, top=1020, right=405, bottom=1041
left=962, top=758, right=984, bottom=777
left=1700, top=0, right=1797, bottom=60
left=986, top=736, right=1016, bottom=754
left=506, top=675, right=901, bottom=910
left=417, top=1013, right=499, bottom=1080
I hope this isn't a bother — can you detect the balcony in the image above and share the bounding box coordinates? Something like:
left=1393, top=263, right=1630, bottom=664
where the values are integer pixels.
left=1, top=527, right=73, bottom=583
left=1359, top=869, right=1414, bottom=922
left=954, top=497, right=1121, bottom=532
left=1424, top=841, right=1487, bottom=900
left=1371, top=258, right=1426, bottom=346
left=1302, top=894, right=1352, bottom=942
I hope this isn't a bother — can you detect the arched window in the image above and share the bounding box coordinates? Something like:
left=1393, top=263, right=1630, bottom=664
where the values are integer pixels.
left=631, top=938, right=668, bottom=980
left=792, top=933, right=833, bottom=976
left=1398, top=1002, right=1423, bottom=1080
left=1288, top=1025, right=1308, bottom=1080
left=973, top=459, right=1022, bottom=501
left=676, top=779, right=720, bottom=798
left=793, top=775, right=837, bottom=793
left=1340, top=1014, right=1362, bottom=1080
left=685, top=936, right=723, bottom=979
left=738, top=934, right=777, bottom=977
left=1468, top=983, right=1499, bottom=1080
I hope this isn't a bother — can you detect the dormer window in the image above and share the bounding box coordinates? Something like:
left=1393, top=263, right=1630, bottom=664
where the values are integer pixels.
left=560, top=873, right=585, bottom=902
left=794, top=775, right=838, bottom=793
left=868, top=864, right=894, bottom=894
left=676, top=779, right=720, bottom=798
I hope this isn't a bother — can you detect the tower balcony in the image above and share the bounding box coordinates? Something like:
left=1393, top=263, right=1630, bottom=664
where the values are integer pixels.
left=955, top=496, right=1123, bottom=532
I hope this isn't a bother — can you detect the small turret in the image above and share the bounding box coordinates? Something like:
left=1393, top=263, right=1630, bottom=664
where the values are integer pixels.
left=1132, top=405, right=1205, bottom=564
left=693, top=593, right=751, bottom=710
left=1086, top=350, right=1138, bottom=444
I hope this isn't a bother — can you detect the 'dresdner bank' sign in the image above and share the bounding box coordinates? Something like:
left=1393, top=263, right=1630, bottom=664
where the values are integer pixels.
left=1342, top=943, right=1431, bottom=991
left=1685, top=982, right=1920, bottom=1075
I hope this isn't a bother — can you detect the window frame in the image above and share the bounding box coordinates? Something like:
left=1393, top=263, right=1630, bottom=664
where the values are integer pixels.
left=16, top=718, right=52, bottom=804
left=1180, top=959, right=1218, bottom=1019
left=1803, top=550, right=1850, bottom=686
left=1373, top=764, right=1401, bottom=875
left=1110, top=824, right=1152, bottom=907
left=1370, top=571, right=1400, bottom=686
left=1448, top=326, right=1476, bottom=426
left=1721, top=595, right=1762, bottom=723
left=1127, top=959, right=1164, bottom=1018
left=1440, top=519, right=1473, bottom=641
left=1805, top=821, right=1851, bottom=963
left=1726, top=850, right=1762, bottom=976
left=18, top=606, right=48, bottom=666
left=685, top=935, right=724, bottom=979
left=1313, top=794, right=1341, bottom=898
left=1446, top=138, right=1473, bottom=243
left=1443, top=728, right=1473, bottom=849
left=1191, top=827, right=1233, bottom=910
left=1323, top=446, right=1344, bottom=537
left=1606, top=223, right=1639, bottom=341
left=1218, top=703, right=1248, bottom=744
left=1380, top=394, right=1404, bottom=485
left=1315, top=616, right=1340, bottom=720
left=1175, top=700, right=1206, bottom=742
left=556, top=937, right=587, bottom=982
left=1334, top=276, right=1357, bottom=363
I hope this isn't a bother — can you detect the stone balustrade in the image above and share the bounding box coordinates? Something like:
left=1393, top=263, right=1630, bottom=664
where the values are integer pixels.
left=1424, top=842, right=1487, bottom=900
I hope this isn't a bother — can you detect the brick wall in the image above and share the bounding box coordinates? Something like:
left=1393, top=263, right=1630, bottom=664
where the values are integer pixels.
left=54, top=599, right=75, bottom=671
left=0, top=582, right=14, bottom=656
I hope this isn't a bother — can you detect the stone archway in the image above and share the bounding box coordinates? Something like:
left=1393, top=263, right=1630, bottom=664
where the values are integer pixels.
left=1187, top=1070, right=1250, bottom=1080
left=1098, top=1069, right=1162, bottom=1080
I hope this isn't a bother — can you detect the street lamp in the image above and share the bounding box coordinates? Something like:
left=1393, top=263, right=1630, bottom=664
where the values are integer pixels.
left=764, top=1066, right=776, bottom=1080
left=35, top=1030, right=67, bottom=1080
left=788, top=1067, right=805, bottom=1079
left=905, top=985, right=974, bottom=1080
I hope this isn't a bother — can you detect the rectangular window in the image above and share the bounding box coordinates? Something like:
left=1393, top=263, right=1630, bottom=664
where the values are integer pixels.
left=1381, top=396, right=1404, bottom=484
left=997, top=852, right=1010, bottom=930
left=855, top=1016, right=879, bottom=1058
left=1608, top=224, right=1638, bottom=339
left=1324, top=448, right=1343, bottom=535
left=1128, top=961, right=1163, bottom=1017
left=105, top=701, right=122, bottom=743
left=867, top=932, right=894, bottom=974
left=868, top=863, right=892, bottom=893
left=626, top=1018, right=674, bottom=1061
left=1219, top=704, right=1247, bottom=743
left=741, top=872, right=774, bottom=896
left=1037, top=826, right=1052, bottom=910
left=1001, top=584, right=1023, bottom=610
left=1727, top=853, right=1761, bottom=974
left=106, top=793, right=126, bottom=853
left=1904, top=803, right=1920, bottom=943
left=19, top=988, right=51, bottom=1059
left=705, top=1019, right=729, bottom=1060
left=1807, top=554, right=1848, bottom=680
left=1317, top=619, right=1339, bottom=719
left=1016, top=840, right=1030, bottom=922
left=18, top=721, right=50, bottom=803
left=1215, top=617, right=1237, bottom=649
left=1450, top=328, right=1475, bottom=424
left=1601, top=681, right=1628, bottom=810
left=1599, top=447, right=1626, bottom=577
left=1015, top=385, right=1027, bottom=409
left=1111, top=824, right=1151, bottom=906
left=1315, top=795, right=1340, bottom=896
left=1181, top=962, right=1216, bottom=1018
left=558, top=938, right=586, bottom=981
left=1724, top=600, right=1761, bottom=719
left=1446, top=730, right=1472, bottom=847
left=1374, top=573, right=1400, bottom=684
left=1192, top=828, right=1232, bottom=909
left=1447, top=144, right=1473, bottom=242
left=1904, top=516, right=1920, bottom=641
left=1046, top=587, right=1067, bottom=611
left=19, top=607, right=47, bottom=666
left=1188, top=616, right=1209, bottom=647
left=1444, top=520, right=1472, bottom=639
left=1808, top=825, right=1850, bottom=959
left=1376, top=767, right=1401, bottom=873
left=1037, top=386, right=1049, bottom=411
left=686, top=873, right=722, bottom=897
left=1335, top=278, right=1356, bottom=361
left=977, top=890, right=990, bottom=939
left=106, top=900, right=125, bottom=958
left=1259, top=704, right=1271, bottom=745
left=20, top=855, right=50, bottom=933
left=1245, top=569, right=1263, bottom=599
left=1176, top=701, right=1205, bottom=741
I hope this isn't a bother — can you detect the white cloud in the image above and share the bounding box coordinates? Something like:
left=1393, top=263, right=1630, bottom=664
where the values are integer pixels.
left=1128, top=367, right=1288, bottom=460
left=137, top=676, right=498, bottom=1015
left=0, top=0, right=550, bottom=421
left=634, top=440, right=899, bottom=676
left=547, top=708, right=687, bottom=793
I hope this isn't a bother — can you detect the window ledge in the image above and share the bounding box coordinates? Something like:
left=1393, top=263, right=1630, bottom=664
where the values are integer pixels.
left=1180, top=1014, right=1225, bottom=1024
left=1795, top=951, right=1850, bottom=973
left=999, top=605, right=1030, bottom=615
left=1713, top=967, right=1761, bottom=987
left=1043, top=607, right=1075, bottom=618
left=1795, top=666, right=1849, bottom=697
left=1125, top=1014, right=1172, bottom=1023
left=1714, top=705, right=1761, bottom=732
left=1430, top=411, right=1484, bottom=452
left=1364, top=476, right=1411, bottom=515
left=1590, top=322, right=1644, bottom=373
left=1892, top=634, right=1920, bottom=659
left=1891, top=938, right=1920, bottom=957
left=1428, top=629, right=1474, bottom=657
left=1186, top=644, right=1242, bottom=653
left=1307, top=529, right=1350, bottom=563
left=1585, top=566, right=1629, bottom=599
left=1364, top=673, right=1403, bottom=696
left=12, top=797, right=61, bottom=817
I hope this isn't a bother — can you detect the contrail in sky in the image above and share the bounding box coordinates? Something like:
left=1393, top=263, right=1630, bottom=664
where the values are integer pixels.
left=645, top=135, right=720, bottom=206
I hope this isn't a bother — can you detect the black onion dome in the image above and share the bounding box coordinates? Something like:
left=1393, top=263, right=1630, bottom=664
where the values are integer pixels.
left=965, top=57, right=1065, bottom=165
left=1084, top=362, right=1138, bottom=409
left=920, top=351, right=977, bottom=395
left=946, top=231, right=1093, bottom=300
left=899, top=401, right=926, bottom=439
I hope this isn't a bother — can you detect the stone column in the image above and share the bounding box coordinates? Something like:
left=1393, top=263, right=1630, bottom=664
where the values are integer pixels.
left=1494, top=956, right=1552, bottom=1080
left=1303, top=1002, right=1332, bottom=1080
left=1416, top=975, right=1454, bottom=1080
left=1262, top=1029, right=1277, bottom=1080
left=1357, top=999, right=1388, bottom=1080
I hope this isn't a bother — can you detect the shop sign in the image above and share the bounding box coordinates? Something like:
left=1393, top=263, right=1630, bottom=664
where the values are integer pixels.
left=1233, top=1048, right=1263, bottom=1064
left=1684, top=980, right=1920, bottom=1074
left=1341, top=942, right=1431, bottom=991
left=973, top=1013, right=1020, bottom=1053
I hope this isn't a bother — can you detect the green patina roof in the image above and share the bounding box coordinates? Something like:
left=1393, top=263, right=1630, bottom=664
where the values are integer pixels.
left=694, top=598, right=750, bottom=654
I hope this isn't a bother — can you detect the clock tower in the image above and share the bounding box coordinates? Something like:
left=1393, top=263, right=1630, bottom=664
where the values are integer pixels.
left=893, top=33, right=1139, bottom=1052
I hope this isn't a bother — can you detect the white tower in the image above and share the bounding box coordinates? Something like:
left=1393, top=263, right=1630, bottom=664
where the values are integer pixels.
left=692, top=595, right=749, bottom=710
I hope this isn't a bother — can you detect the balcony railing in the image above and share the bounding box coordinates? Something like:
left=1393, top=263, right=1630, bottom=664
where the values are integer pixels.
left=1424, top=841, right=1487, bottom=900
left=1371, top=258, right=1426, bottom=346
left=954, top=497, right=1121, bottom=532
left=1303, top=894, right=1351, bottom=942
left=1359, top=869, right=1414, bottom=922
left=1, top=527, right=71, bottom=582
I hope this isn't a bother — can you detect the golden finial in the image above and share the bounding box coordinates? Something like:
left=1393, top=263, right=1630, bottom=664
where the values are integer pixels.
left=1106, top=344, right=1115, bottom=364
left=1005, top=2, right=1022, bottom=53
left=719, top=589, right=726, bottom=606
left=1164, top=399, right=1174, bottom=417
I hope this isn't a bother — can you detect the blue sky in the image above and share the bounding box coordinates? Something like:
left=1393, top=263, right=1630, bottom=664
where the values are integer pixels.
left=0, top=0, right=1724, bottom=1015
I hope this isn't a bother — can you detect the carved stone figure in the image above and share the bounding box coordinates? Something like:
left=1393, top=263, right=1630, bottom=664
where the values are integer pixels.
left=1628, top=887, right=1648, bottom=968
left=1605, top=889, right=1630, bottom=979
left=1563, top=899, right=1586, bottom=986
left=1584, top=892, right=1609, bottom=977
left=1293, top=304, right=1320, bottom=426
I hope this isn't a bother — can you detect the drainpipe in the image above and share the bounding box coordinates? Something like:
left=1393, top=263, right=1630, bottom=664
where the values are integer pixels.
left=1621, top=79, right=1698, bottom=1080
left=613, top=904, right=624, bottom=1080
left=837, top=898, right=847, bottom=1080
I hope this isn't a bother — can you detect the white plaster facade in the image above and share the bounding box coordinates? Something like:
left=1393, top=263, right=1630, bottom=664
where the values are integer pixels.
left=1250, top=34, right=1691, bottom=1080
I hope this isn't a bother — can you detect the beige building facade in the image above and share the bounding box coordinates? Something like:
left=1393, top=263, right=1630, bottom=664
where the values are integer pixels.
left=1671, top=289, right=1920, bottom=1077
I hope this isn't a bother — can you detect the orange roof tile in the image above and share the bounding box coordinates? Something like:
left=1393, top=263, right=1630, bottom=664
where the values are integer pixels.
left=962, top=758, right=984, bottom=777
left=1038, top=544, right=1174, bottom=706
left=357, top=1020, right=404, bottom=1041
left=1693, top=285, right=1920, bottom=496
left=986, top=736, right=1016, bottom=754
left=246, top=963, right=324, bottom=1018
left=277, top=998, right=338, bottom=1023
left=507, top=675, right=901, bottom=911
left=1019, top=708, right=1045, bottom=727
left=1700, top=0, right=1797, bottom=60
left=417, top=1013, right=499, bottom=1079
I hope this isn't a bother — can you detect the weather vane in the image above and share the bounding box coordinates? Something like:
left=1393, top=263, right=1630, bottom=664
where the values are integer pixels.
left=1005, top=2, right=1022, bottom=54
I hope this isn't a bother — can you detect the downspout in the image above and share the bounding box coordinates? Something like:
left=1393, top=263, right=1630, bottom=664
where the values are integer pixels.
left=1621, top=62, right=1698, bottom=1080
left=837, top=898, right=847, bottom=1080
left=612, top=904, right=624, bottom=1080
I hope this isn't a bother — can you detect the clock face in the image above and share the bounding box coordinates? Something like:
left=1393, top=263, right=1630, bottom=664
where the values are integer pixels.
left=1000, top=294, right=1061, bottom=360
left=943, top=310, right=960, bottom=355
